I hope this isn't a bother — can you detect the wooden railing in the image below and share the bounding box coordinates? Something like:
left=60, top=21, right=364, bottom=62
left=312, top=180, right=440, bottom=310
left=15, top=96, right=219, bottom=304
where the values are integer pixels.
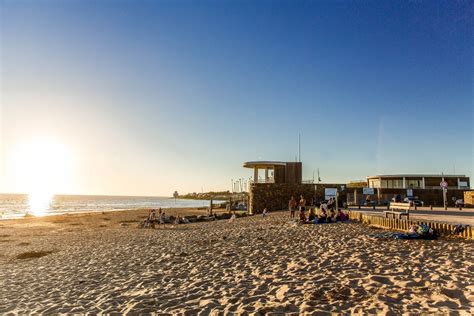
left=347, top=211, right=473, bottom=240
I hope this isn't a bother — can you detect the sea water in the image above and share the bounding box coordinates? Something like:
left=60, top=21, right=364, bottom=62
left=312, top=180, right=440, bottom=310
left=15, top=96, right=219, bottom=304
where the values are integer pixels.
left=0, top=194, right=222, bottom=219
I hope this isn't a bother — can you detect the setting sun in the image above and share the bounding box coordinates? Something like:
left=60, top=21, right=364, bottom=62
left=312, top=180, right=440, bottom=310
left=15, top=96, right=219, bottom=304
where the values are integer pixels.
left=7, top=139, right=75, bottom=216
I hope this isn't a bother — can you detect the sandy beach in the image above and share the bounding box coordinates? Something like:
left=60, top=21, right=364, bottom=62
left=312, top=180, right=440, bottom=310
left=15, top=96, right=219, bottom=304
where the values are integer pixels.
left=1, top=209, right=473, bottom=314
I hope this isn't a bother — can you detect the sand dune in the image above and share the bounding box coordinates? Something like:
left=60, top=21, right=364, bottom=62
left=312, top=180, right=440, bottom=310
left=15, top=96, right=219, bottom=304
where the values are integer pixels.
left=1, top=210, right=473, bottom=314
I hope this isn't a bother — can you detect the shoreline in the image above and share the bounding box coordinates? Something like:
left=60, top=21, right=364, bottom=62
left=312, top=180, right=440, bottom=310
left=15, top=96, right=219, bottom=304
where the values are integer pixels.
left=0, top=206, right=233, bottom=223
left=0, top=199, right=228, bottom=221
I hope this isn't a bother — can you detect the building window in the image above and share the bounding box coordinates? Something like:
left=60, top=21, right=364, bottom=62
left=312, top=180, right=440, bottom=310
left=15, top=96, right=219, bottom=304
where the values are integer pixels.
left=393, top=179, right=403, bottom=188
left=407, top=180, right=421, bottom=188
left=369, top=179, right=380, bottom=188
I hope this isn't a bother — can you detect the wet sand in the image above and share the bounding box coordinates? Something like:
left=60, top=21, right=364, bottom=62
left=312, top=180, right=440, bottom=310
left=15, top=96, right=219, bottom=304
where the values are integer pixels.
left=1, top=209, right=473, bottom=314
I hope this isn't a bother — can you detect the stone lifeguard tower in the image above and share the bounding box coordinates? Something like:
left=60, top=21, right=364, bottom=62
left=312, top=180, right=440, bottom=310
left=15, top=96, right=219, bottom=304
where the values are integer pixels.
left=243, top=161, right=314, bottom=214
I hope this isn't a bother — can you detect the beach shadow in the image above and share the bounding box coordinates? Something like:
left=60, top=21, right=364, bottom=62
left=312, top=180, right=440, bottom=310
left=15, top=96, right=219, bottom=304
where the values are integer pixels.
left=16, top=250, right=54, bottom=260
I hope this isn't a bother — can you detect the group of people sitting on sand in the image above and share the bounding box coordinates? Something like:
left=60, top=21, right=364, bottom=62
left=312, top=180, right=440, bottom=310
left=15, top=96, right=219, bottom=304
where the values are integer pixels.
left=143, top=208, right=194, bottom=228
left=289, top=195, right=348, bottom=224
left=143, top=208, right=167, bottom=228
left=174, top=215, right=190, bottom=225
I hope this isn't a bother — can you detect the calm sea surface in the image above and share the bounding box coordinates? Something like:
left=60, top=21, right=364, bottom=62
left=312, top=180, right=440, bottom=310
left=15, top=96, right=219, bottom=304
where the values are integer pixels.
left=0, top=194, right=222, bottom=219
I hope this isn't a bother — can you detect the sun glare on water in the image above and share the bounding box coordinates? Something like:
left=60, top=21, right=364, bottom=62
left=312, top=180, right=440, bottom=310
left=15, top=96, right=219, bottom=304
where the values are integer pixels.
left=9, top=140, right=75, bottom=217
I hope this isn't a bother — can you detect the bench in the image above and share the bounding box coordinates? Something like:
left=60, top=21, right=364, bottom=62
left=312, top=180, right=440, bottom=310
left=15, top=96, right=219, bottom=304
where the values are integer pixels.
left=384, top=202, right=411, bottom=220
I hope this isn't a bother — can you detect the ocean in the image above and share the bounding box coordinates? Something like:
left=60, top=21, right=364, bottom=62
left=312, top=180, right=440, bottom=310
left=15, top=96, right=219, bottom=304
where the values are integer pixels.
left=0, top=194, right=222, bottom=219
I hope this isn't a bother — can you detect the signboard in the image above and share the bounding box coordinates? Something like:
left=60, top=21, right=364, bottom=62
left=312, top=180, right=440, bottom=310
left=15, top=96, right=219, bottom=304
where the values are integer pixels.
left=440, top=181, right=448, bottom=189
left=407, top=189, right=413, bottom=197
left=459, top=181, right=468, bottom=188
left=363, top=187, right=374, bottom=195
left=324, top=188, right=337, bottom=200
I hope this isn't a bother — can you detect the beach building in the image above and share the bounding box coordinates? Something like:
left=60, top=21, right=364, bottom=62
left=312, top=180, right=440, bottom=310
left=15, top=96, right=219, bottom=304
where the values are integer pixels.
left=243, top=160, right=472, bottom=212
left=243, top=161, right=313, bottom=213
left=243, top=161, right=348, bottom=213
left=367, top=174, right=470, bottom=190
left=358, top=174, right=470, bottom=206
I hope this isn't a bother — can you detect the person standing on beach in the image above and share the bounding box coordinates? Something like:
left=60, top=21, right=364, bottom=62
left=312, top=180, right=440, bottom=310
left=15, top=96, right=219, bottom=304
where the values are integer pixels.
left=299, top=195, right=306, bottom=212
left=289, top=196, right=297, bottom=218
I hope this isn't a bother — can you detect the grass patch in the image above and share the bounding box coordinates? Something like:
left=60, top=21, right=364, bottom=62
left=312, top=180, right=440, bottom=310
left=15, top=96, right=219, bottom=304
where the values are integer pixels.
left=17, top=242, right=30, bottom=246
left=119, top=220, right=139, bottom=223
left=102, top=218, right=111, bottom=221
left=69, top=223, right=84, bottom=226
left=16, top=250, right=53, bottom=260
left=0, top=234, right=11, bottom=238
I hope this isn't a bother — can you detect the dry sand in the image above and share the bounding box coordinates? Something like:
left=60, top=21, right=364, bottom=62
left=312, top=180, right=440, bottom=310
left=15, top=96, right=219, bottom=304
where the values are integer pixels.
left=1, top=209, right=473, bottom=314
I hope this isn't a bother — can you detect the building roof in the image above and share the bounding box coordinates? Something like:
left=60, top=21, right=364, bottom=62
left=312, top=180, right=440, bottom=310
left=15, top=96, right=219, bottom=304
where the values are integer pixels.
left=367, top=174, right=467, bottom=179
left=243, top=161, right=288, bottom=168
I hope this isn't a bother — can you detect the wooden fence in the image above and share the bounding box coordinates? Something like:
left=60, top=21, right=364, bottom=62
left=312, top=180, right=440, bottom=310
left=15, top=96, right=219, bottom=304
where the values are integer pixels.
left=347, top=211, right=473, bottom=240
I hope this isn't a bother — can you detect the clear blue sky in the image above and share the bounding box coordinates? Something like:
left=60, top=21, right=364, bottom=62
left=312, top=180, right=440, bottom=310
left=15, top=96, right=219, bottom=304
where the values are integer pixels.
left=1, top=0, right=472, bottom=195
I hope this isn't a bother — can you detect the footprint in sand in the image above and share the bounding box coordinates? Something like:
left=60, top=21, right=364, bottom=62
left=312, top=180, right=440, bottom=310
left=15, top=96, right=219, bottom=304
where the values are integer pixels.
left=276, top=284, right=289, bottom=301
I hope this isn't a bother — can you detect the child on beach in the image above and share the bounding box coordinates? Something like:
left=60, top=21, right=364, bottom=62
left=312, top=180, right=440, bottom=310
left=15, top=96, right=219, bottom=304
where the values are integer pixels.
left=289, top=196, right=297, bottom=218
left=229, top=211, right=237, bottom=223
left=262, top=208, right=268, bottom=218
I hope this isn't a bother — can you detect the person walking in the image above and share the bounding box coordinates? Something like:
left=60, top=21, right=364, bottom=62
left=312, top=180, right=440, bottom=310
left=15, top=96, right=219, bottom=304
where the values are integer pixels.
left=288, top=196, right=297, bottom=218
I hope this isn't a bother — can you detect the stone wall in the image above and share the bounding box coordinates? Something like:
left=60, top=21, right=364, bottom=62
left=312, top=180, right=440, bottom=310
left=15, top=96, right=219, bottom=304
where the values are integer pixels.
left=249, top=183, right=315, bottom=214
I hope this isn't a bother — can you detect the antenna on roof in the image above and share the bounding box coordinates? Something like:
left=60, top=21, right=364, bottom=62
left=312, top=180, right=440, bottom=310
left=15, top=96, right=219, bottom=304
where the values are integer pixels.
left=298, top=133, right=301, bottom=162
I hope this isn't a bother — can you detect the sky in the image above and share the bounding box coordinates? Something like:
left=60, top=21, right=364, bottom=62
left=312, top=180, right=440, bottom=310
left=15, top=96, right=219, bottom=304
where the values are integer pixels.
left=0, top=0, right=472, bottom=196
